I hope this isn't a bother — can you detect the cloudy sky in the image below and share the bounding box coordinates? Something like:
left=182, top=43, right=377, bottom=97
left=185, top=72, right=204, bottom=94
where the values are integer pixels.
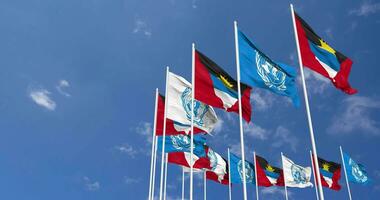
left=0, top=0, right=379, bottom=199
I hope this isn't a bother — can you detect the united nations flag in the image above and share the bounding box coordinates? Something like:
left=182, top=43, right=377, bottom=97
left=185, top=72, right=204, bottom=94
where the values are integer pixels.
left=238, top=30, right=300, bottom=107
left=343, top=152, right=371, bottom=185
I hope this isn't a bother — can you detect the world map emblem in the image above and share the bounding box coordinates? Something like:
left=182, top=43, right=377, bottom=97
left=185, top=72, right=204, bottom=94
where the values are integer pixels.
left=237, top=160, right=254, bottom=183
left=255, top=50, right=287, bottom=91
left=290, top=164, right=308, bottom=184
left=349, top=158, right=368, bottom=183
left=181, top=87, right=210, bottom=127
left=170, top=135, right=191, bottom=151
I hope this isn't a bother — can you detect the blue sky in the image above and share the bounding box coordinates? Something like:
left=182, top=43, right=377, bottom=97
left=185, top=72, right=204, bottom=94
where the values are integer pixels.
left=0, top=0, right=379, bottom=199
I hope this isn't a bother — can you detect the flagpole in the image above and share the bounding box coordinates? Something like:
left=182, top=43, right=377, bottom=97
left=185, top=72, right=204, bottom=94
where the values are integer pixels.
left=281, top=152, right=289, bottom=200
left=340, top=146, right=353, bottom=200
left=182, top=168, right=185, bottom=200
left=190, top=42, right=195, bottom=200
left=148, top=89, right=159, bottom=200
left=163, top=153, right=168, bottom=200
left=253, top=151, right=259, bottom=200
left=290, top=4, right=325, bottom=200
left=228, top=148, right=232, bottom=200
left=159, top=67, right=170, bottom=200
left=204, top=171, right=207, bottom=200
left=152, top=136, right=159, bottom=200
left=234, top=20, right=248, bottom=200
left=309, top=150, right=320, bottom=200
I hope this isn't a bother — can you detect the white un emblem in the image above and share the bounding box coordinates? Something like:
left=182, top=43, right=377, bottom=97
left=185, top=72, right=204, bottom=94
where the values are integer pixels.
left=291, top=164, right=307, bottom=184
left=349, top=158, right=368, bottom=183
left=170, top=135, right=191, bottom=151
left=181, top=87, right=209, bottom=127
left=255, top=50, right=287, bottom=91
left=238, top=160, right=254, bottom=183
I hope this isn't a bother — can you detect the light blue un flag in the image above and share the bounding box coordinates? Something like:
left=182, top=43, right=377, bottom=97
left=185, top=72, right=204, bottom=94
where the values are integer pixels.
left=343, top=152, right=371, bottom=185
left=157, top=134, right=206, bottom=157
left=238, top=30, right=300, bottom=107
left=230, top=153, right=255, bottom=184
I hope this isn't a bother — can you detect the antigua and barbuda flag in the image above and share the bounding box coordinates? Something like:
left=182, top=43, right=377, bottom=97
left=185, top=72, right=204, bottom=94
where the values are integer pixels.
left=294, top=12, right=357, bottom=94
left=317, top=157, right=341, bottom=190
left=238, top=30, right=300, bottom=107
left=167, top=72, right=218, bottom=134
left=204, top=146, right=228, bottom=183
left=168, top=151, right=210, bottom=170
left=194, top=50, right=252, bottom=122
left=281, top=155, right=313, bottom=188
left=342, top=152, right=371, bottom=185
left=255, top=155, right=284, bottom=187
left=155, top=94, right=204, bottom=136
left=229, top=153, right=255, bottom=184
left=157, top=134, right=207, bottom=157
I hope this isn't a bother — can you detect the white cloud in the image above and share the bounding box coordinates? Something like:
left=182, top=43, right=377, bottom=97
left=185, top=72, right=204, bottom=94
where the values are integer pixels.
left=133, top=19, right=152, bottom=37
left=271, top=126, right=298, bottom=152
left=324, top=28, right=333, bottom=40
left=136, top=122, right=153, bottom=144
left=212, top=118, right=224, bottom=134
left=192, top=0, right=198, bottom=8
left=328, top=96, right=380, bottom=135
left=124, top=177, right=141, bottom=184
left=261, top=187, right=292, bottom=197
left=114, top=143, right=138, bottom=158
left=83, top=176, right=100, bottom=191
left=300, top=68, right=330, bottom=94
left=251, top=91, right=275, bottom=111
left=56, top=79, right=71, bottom=97
left=350, top=1, right=380, bottom=16
left=29, top=88, right=56, bottom=111
left=244, top=122, right=269, bottom=140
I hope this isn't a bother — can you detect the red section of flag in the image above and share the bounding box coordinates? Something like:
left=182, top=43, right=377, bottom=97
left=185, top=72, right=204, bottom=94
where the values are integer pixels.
left=294, top=13, right=357, bottom=95
left=276, top=170, right=285, bottom=187
left=167, top=152, right=210, bottom=169
left=155, top=94, right=204, bottom=136
left=319, top=169, right=342, bottom=191
left=194, top=51, right=252, bottom=122
left=255, top=157, right=273, bottom=187
left=206, top=171, right=229, bottom=185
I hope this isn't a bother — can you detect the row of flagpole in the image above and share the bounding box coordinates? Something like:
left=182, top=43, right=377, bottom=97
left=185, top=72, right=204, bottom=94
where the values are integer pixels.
left=146, top=4, right=360, bottom=200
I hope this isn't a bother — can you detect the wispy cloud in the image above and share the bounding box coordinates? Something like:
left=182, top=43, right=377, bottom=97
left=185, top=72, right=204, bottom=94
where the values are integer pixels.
left=83, top=176, right=100, bottom=191
left=349, top=1, right=380, bottom=16
left=213, top=118, right=224, bottom=135
left=300, top=68, right=330, bottom=95
left=29, top=88, right=56, bottom=111
left=114, top=143, right=138, bottom=158
left=272, top=126, right=298, bottom=152
left=251, top=90, right=275, bottom=111
left=324, top=28, right=334, bottom=40
left=136, top=122, right=153, bottom=144
left=56, top=79, right=71, bottom=97
left=133, top=19, right=152, bottom=37
left=191, top=0, right=198, bottom=9
left=261, top=187, right=292, bottom=197
left=124, top=176, right=141, bottom=184
left=244, top=122, right=269, bottom=140
left=328, top=96, right=380, bottom=136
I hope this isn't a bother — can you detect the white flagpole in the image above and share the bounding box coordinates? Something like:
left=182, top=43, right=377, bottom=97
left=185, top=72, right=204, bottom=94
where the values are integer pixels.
left=233, top=20, right=248, bottom=200
left=148, top=89, right=159, bottom=200
left=204, top=171, right=207, bottom=200
left=309, top=150, right=320, bottom=200
left=182, top=168, right=185, bottom=200
left=290, top=4, right=325, bottom=200
left=152, top=136, right=159, bottom=200
left=281, top=152, right=289, bottom=200
left=159, top=67, right=170, bottom=200
left=340, top=146, right=353, bottom=200
left=190, top=43, right=195, bottom=200
left=253, top=151, right=259, bottom=200
left=164, top=153, right=168, bottom=200
left=228, top=148, right=232, bottom=200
